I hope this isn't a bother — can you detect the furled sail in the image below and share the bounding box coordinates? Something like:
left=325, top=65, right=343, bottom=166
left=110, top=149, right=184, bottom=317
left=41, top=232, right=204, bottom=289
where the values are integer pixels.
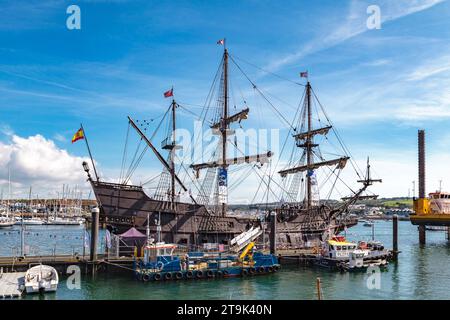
left=191, top=151, right=273, bottom=171
left=293, top=126, right=332, bottom=141
left=278, top=156, right=349, bottom=177
left=210, top=108, right=249, bottom=129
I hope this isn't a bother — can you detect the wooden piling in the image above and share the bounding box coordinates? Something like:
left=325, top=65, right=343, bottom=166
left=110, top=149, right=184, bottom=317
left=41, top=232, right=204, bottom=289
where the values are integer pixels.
left=316, top=277, right=322, bottom=300
left=270, top=211, right=277, bottom=255
left=392, top=214, right=398, bottom=261
left=419, top=225, right=426, bottom=245
left=90, top=207, right=100, bottom=264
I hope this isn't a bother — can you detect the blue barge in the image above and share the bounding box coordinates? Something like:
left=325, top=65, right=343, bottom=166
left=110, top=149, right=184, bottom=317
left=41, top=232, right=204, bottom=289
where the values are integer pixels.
left=134, top=242, right=280, bottom=282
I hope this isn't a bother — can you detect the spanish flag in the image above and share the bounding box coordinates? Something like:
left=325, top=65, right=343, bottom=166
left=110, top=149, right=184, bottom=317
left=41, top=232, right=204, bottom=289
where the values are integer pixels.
left=72, top=128, right=84, bottom=143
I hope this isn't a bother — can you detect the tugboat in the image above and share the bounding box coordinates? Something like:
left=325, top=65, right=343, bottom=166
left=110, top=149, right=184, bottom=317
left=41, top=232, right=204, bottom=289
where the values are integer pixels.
left=134, top=219, right=280, bottom=281
left=134, top=241, right=279, bottom=281
left=314, top=236, right=390, bottom=271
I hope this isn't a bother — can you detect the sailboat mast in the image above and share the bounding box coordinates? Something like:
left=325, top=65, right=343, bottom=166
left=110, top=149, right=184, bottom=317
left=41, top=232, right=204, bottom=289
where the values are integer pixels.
left=7, top=166, right=11, bottom=218
left=171, top=99, right=176, bottom=209
left=221, top=43, right=229, bottom=217
left=306, top=81, right=312, bottom=209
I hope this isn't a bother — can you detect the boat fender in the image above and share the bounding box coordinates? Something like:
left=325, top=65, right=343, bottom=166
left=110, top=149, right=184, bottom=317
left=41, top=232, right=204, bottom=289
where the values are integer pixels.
left=216, top=270, right=223, bottom=277
left=142, top=274, right=151, bottom=282
left=175, top=272, right=183, bottom=280
left=258, top=267, right=265, bottom=273
left=273, top=265, right=280, bottom=272
left=164, top=272, right=172, bottom=280
left=207, top=270, right=214, bottom=278
left=186, top=271, right=194, bottom=279
left=196, top=270, right=204, bottom=279
left=249, top=267, right=256, bottom=275
left=154, top=273, right=162, bottom=281
left=241, top=269, right=249, bottom=276
left=267, top=266, right=274, bottom=273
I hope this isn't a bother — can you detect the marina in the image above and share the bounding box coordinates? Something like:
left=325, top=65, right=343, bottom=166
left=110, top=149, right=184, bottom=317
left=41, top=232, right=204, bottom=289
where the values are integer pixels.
left=0, top=220, right=448, bottom=300
left=2, top=0, right=450, bottom=309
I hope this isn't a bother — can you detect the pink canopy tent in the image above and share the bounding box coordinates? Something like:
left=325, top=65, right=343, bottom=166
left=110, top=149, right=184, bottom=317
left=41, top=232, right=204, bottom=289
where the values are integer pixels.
left=118, top=227, right=146, bottom=239
left=117, top=227, right=147, bottom=256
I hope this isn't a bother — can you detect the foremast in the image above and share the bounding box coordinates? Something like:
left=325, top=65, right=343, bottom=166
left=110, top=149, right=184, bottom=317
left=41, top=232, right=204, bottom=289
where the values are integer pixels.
left=128, top=107, right=198, bottom=206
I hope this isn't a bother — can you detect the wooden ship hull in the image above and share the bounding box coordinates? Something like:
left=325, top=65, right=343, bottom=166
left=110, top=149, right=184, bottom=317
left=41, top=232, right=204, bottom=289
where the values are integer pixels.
left=89, top=180, right=356, bottom=247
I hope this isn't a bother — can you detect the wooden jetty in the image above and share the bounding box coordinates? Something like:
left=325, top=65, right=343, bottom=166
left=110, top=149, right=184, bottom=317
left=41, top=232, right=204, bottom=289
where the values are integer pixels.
left=0, top=254, right=134, bottom=275
left=0, top=270, right=25, bottom=299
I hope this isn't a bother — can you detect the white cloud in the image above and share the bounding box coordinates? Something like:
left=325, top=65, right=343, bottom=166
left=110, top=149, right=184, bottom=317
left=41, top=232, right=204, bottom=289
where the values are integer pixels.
left=0, top=134, right=90, bottom=198
left=407, top=55, right=450, bottom=81
left=53, top=133, right=67, bottom=143
left=265, top=0, right=446, bottom=72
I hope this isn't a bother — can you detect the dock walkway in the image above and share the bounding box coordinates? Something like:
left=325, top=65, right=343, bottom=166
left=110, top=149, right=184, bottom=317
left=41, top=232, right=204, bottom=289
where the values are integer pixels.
left=0, top=270, right=25, bottom=299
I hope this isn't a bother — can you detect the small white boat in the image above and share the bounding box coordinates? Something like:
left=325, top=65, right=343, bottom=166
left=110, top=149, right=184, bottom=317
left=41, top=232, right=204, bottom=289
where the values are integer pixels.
left=0, top=216, right=15, bottom=228
left=363, top=221, right=374, bottom=227
left=15, top=217, right=45, bottom=225
left=46, top=217, right=82, bottom=225
left=25, top=265, right=59, bottom=294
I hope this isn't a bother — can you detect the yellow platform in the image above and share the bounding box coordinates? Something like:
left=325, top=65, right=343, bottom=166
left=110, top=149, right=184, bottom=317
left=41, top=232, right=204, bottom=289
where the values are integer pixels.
left=410, top=214, right=450, bottom=226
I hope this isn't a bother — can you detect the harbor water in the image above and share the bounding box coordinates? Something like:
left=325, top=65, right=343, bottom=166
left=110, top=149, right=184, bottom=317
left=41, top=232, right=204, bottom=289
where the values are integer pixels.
left=1, top=220, right=450, bottom=300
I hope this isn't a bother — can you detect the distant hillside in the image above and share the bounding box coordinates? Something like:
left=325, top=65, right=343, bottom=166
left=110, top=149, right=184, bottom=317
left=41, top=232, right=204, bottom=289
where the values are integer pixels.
left=357, top=197, right=413, bottom=209
left=228, top=197, right=413, bottom=210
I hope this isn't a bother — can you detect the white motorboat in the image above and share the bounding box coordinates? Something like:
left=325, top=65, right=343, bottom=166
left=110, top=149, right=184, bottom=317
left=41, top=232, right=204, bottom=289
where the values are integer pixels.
left=0, top=217, right=15, bottom=228
left=314, top=236, right=390, bottom=271
left=363, top=220, right=374, bottom=227
left=15, top=217, right=45, bottom=225
left=46, top=217, right=83, bottom=225
left=25, top=265, right=59, bottom=294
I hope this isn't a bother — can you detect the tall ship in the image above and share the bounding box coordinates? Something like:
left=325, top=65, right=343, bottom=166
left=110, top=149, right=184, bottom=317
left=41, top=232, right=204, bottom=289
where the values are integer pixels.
left=83, top=41, right=380, bottom=249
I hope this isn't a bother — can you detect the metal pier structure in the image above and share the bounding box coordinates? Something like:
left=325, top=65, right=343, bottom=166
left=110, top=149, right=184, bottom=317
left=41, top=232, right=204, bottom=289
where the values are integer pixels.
left=411, top=130, right=450, bottom=244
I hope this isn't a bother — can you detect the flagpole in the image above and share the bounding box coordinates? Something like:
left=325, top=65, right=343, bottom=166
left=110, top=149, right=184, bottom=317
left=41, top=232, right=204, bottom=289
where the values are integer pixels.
left=80, top=123, right=99, bottom=181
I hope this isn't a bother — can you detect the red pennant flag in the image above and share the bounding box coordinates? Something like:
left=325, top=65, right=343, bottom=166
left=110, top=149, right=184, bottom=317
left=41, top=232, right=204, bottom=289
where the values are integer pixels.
left=164, top=88, right=173, bottom=98
left=217, top=39, right=225, bottom=45
left=300, top=71, right=308, bottom=78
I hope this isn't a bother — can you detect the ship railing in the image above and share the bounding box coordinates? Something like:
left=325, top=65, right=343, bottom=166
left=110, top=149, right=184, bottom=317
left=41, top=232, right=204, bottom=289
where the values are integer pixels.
left=92, top=181, right=143, bottom=191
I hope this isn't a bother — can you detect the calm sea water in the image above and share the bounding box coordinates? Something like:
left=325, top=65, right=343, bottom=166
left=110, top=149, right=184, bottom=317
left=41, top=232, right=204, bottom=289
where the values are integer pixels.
left=2, top=220, right=450, bottom=300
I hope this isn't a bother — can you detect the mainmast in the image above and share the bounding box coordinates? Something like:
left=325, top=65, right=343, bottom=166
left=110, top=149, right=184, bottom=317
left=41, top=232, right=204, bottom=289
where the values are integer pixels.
left=221, top=43, right=229, bottom=217
left=190, top=39, right=273, bottom=214
left=306, top=82, right=313, bottom=209
left=170, top=99, right=176, bottom=209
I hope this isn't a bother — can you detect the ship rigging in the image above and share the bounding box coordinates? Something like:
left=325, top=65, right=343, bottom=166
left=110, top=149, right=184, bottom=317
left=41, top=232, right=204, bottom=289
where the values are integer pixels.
left=84, top=40, right=381, bottom=249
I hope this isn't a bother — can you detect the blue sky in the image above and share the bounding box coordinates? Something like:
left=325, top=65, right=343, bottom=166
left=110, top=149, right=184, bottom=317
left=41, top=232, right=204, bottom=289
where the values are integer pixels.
left=1, top=0, right=450, bottom=200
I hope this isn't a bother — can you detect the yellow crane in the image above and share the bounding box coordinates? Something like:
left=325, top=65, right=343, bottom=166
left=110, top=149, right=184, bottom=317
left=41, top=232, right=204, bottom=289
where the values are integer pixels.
left=238, top=241, right=255, bottom=263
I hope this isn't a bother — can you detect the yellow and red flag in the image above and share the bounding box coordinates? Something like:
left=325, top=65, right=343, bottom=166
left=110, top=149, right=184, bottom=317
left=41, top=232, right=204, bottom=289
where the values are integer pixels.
left=72, top=128, right=85, bottom=143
